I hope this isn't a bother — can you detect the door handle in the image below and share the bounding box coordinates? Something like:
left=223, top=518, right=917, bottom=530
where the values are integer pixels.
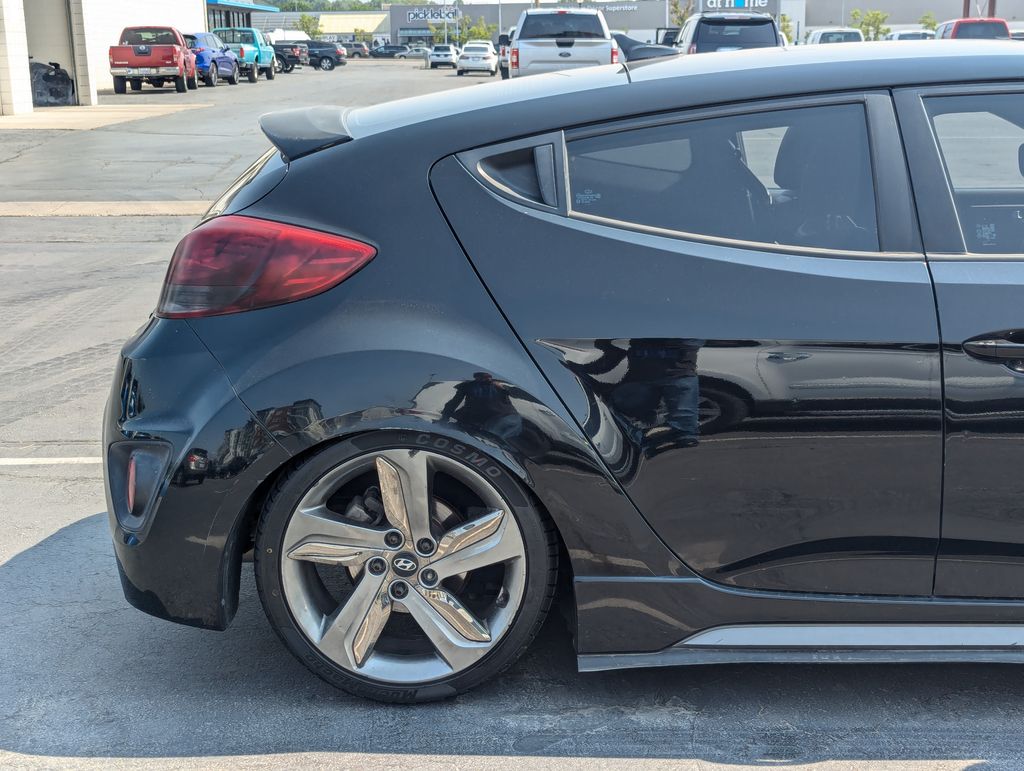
left=963, top=337, right=1024, bottom=361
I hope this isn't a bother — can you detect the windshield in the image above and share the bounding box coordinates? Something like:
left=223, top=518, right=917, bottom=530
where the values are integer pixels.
left=217, top=29, right=256, bottom=45
left=955, top=21, right=1009, bottom=39
left=121, top=28, right=177, bottom=45
left=819, top=31, right=861, bottom=43
left=518, top=13, right=606, bottom=40
left=695, top=20, right=777, bottom=52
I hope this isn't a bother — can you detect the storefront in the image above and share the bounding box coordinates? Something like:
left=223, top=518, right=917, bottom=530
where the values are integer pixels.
left=207, top=0, right=279, bottom=31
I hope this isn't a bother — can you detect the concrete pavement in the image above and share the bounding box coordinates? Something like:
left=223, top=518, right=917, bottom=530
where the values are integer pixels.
left=2, top=60, right=1024, bottom=771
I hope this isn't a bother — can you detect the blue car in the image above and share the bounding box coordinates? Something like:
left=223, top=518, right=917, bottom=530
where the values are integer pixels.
left=184, top=32, right=239, bottom=86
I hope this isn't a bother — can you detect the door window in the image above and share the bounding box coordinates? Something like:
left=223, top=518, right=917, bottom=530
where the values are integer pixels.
left=566, top=103, right=879, bottom=252
left=926, top=94, right=1024, bottom=253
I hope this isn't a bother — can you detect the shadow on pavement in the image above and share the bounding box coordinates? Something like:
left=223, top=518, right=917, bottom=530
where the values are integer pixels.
left=3, top=512, right=1024, bottom=765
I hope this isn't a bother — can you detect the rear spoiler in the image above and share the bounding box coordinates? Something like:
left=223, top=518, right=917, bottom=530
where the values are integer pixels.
left=259, top=105, right=353, bottom=162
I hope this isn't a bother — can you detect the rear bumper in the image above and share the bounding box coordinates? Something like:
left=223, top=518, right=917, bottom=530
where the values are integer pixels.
left=104, top=318, right=289, bottom=630
left=458, top=60, right=496, bottom=71
left=110, top=67, right=180, bottom=77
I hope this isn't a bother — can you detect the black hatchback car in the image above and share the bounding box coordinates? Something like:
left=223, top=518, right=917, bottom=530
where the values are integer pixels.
left=105, top=42, right=1024, bottom=703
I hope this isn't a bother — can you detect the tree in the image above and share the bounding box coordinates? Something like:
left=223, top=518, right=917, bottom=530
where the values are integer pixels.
left=669, top=0, right=695, bottom=28
left=918, top=12, right=938, bottom=31
left=457, top=15, right=497, bottom=45
left=352, top=27, right=372, bottom=43
left=296, top=13, right=321, bottom=38
left=779, top=13, right=793, bottom=43
left=849, top=9, right=890, bottom=41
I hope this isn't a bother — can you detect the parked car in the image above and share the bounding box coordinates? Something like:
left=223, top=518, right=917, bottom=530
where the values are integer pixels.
left=510, top=9, right=617, bottom=78
left=300, top=39, right=348, bottom=70
left=457, top=42, right=498, bottom=76
left=106, top=39, right=1024, bottom=706
left=397, top=45, right=430, bottom=59
left=212, top=26, right=275, bottom=82
left=184, top=32, right=239, bottom=86
left=936, top=17, right=1010, bottom=39
left=807, top=27, right=865, bottom=44
left=108, top=26, right=197, bottom=94
left=674, top=12, right=782, bottom=53
left=345, top=41, right=370, bottom=57
left=498, top=25, right=515, bottom=78
left=370, top=44, right=410, bottom=58
left=272, top=41, right=304, bottom=72
left=1011, top=28, right=1024, bottom=40
left=885, top=29, right=936, bottom=40
left=429, top=43, right=460, bottom=68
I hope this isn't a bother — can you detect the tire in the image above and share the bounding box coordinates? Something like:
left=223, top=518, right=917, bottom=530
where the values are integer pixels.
left=319, top=57, right=334, bottom=71
left=264, top=62, right=276, bottom=80
left=457, top=69, right=465, bottom=76
left=430, top=63, right=437, bottom=69
left=500, top=65, right=509, bottom=80
left=698, top=388, right=749, bottom=435
left=205, top=65, right=218, bottom=87
left=254, top=433, right=557, bottom=704
left=129, top=78, right=142, bottom=92
left=227, top=63, right=239, bottom=85
left=186, top=71, right=198, bottom=90
left=490, top=68, right=497, bottom=77
left=247, top=65, right=258, bottom=83
left=113, top=76, right=126, bottom=94
left=398, top=54, right=406, bottom=59
left=174, top=75, right=186, bottom=93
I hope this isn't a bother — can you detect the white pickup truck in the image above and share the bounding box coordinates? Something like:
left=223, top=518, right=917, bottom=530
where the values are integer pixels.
left=509, top=9, right=618, bottom=78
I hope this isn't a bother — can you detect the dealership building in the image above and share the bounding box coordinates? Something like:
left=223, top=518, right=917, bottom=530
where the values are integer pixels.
left=0, top=0, right=277, bottom=115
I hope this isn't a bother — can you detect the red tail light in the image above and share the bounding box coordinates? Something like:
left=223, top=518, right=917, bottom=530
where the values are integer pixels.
left=157, top=215, right=376, bottom=318
left=292, top=46, right=300, bottom=55
left=194, top=46, right=206, bottom=53
left=611, top=46, right=619, bottom=64
left=688, top=43, right=697, bottom=54
left=510, top=47, right=519, bottom=69
left=239, top=45, right=245, bottom=58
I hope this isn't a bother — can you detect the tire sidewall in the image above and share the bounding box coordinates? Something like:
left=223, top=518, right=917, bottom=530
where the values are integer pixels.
left=255, top=431, right=555, bottom=702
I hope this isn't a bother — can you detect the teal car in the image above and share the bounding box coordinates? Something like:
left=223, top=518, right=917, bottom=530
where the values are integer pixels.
left=212, top=27, right=275, bottom=82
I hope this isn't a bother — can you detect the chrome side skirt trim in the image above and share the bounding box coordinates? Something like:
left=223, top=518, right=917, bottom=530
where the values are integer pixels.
left=578, top=624, right=1024, bottom=673
left=680, top=624, right=1024, bottom=648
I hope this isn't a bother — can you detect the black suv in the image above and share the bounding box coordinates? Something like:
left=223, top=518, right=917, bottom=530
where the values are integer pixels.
left=370, top=44, right=410, bottom=58
left=674, top=12, right=782, bottom=53
left=286, top=39, right=346, bottom=70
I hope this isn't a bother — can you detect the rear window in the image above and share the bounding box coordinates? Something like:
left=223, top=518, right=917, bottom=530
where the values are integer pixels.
left=464, top=45, right=490, bottom=53
left=217, top=29, right=256, bottom=45
left=121, top=28, right=177, bottom=46
left=695, top=20, right=777, bottom=52
left=518, top=13, right=606, bottom=40
left=819, top=31, right=862, bottom=43
left=433, top=45, right=453, bottom=52
left=954, top=21, right=1009, bottom=39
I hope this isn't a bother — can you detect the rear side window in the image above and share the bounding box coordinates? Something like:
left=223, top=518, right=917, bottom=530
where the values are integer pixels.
left=567, top=103, right=879, bottom=252
left=954, top=21, right=1009, bottom=39
left=926, top=93, right=1024, bottom=253
left=518, top=13, right=606, bottom=40
left=695, top=20, right=777, bottom=52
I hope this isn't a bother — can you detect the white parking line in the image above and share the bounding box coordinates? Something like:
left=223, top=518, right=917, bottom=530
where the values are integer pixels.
left=0, top=201, right=210, bottom=217
left=0, top=457, right=102, bottom=466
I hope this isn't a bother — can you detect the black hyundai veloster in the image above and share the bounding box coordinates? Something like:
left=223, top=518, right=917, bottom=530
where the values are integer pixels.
left=105, top=42, right=1024, bottom=702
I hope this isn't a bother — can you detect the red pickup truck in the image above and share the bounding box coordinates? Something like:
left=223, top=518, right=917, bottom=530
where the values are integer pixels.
left=109, top=26, right=197, bottom=94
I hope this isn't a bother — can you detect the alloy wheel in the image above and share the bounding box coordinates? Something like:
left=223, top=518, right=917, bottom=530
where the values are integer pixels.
left=278, top=448, right=527, bottom=684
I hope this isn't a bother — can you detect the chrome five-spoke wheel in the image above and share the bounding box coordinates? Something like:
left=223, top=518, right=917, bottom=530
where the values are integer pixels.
left=256, top=437, right=555, bottom=702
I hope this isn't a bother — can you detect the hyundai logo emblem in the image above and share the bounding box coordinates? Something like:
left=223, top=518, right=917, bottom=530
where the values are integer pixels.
left=559, top=52, right=571, bottom=57
left=392, top=554, right=419, bottom=576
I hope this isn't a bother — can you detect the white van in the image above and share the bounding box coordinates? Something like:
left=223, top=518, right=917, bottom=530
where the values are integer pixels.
left=807, top=27, right=865, bottom=44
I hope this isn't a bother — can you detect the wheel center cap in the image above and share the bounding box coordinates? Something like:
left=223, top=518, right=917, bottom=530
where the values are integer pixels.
left=391, top=553, right=419, bottom=577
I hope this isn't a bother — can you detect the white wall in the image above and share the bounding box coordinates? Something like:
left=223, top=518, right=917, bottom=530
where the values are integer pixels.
left=78, top=0, right=206, bottom=94
left=0, top=0, right=32, bottom=114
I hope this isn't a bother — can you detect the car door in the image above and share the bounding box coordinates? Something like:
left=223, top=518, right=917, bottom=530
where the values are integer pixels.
left=432, top=93, right=944, bottom=596
left=897, top=85, right=1024, bottom=598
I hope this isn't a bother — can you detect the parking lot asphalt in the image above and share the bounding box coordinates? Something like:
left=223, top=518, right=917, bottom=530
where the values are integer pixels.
left=3, top=61, right=1024, bottom=771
